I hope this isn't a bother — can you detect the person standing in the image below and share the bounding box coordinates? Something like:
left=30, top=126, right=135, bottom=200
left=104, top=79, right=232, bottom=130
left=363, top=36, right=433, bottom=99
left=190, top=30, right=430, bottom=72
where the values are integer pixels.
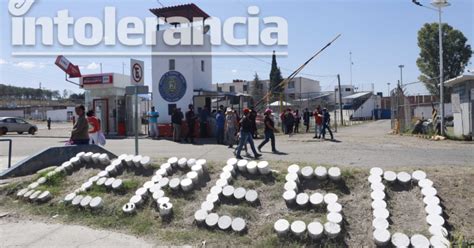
left=171, top=108, right=183, bottom=142
left=249, top=107, right=258, bottom=139
left=294, top=109, right=301, bottom=133
left=215, top=109, right=225, bottom=144
left=47, top=118, right=51, bottom=130
left=87, top=110, right=101, bottom=145
left=279, top=111, right=286, bottom=134
left=147, top=106, right=159, bottom=139
left=235, top=108, right=261, bottom=159
left=70, top=105, right=89, bottom=145
left=185, top=104, right=197, bottom=144
left=225, top=108, right=238, bottom=148
left=321, top=108, right=334, bottom=140
left=303, top=108, right=311, bottom=133
left=313, top=106, right=323, bottom=139
left=285, top=108, right=295, bottom=136
left=258, top=109, right=278, bottom=153
left=199, top=106, right=210, bottom=138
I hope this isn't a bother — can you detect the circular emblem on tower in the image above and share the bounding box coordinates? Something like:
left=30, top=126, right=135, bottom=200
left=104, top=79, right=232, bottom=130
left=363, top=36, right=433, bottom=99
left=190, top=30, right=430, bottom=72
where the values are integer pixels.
left=158, top=71, right=187, bottom=102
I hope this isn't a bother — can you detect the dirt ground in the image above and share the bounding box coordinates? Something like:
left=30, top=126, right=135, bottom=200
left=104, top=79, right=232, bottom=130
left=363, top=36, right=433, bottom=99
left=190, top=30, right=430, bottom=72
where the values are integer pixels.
left=1, top=159, right=473, bottom=247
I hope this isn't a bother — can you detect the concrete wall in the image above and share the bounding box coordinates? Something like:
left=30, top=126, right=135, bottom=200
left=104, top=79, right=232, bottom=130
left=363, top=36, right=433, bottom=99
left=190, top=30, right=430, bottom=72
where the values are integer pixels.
left=46, top=107, right=75, bottom=122
left=152, top=27, right=212, bottom=123
left=0, top=109, right=24, bottom=118
left=453, top=102, right=472, bottom=136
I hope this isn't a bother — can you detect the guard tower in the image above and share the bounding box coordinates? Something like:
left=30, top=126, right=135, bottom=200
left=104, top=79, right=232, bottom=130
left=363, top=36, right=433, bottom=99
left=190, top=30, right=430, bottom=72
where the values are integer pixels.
left=150, top=4, right=212, bottom=123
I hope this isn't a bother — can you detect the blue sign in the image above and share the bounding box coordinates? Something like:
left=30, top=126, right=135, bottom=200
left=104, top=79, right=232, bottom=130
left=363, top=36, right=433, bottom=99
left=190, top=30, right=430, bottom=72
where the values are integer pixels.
left=158, top=71, right=187, bottom=102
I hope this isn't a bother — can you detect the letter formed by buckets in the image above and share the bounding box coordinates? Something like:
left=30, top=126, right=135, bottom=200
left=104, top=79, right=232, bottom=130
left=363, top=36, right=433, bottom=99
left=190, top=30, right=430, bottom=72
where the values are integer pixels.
left=194, top=158, right=271, bottom=233
left=16, top=151, right=116, bottom=206
left=126, top=157, right=210, bottom=218
left=368, top=167, right=449, bottom=247
left=61, top=153, right=152, bottom=210
left=275, top=164, right=345, bottom=241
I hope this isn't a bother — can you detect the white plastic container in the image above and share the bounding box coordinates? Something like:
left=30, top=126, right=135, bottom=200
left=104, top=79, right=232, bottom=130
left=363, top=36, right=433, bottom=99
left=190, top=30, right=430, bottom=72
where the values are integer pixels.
left=130, top=195, right=143, bottom=206
left=245, top=190, right=258, bottom=203
left=89, top=196, right=103, bottom=209
left=418, top=178, right=433, bottom=188
left=159, top=202, right=173, bottom=216
left=194, top=209, right=208, bottom=224
left=218, top=215, right=232, bottom=230
left=178, top=157, right=188, bottom=169
left=290, top=220, right=306, bottom=237
left=205, top=213, right=219, bottom=228
left=215, top=178, right=228, bottom=188
left=327, top=212, right=343, bottom=225
left=257, top=161, right=270, bottom=175
left=132, top=155, right=143, bottom=167
left=83, top=152, right=93, bottom=163
left=296, top=193, right=309, bottom=207
left=105, top=165, right=117, bottom=176
left=314, top=166, right=327, bottom=180
left=373, top=228, right=391, bottom=246
left=371, top=200, right=387, bottom=210
left=122, top=202, right=136, bottom=214
left=80, top=195, right=92, bottom=208
left=187, top=158, right=196, bottom=168
left=396, top=172, right=411, bottom=184
left=143, top=181, right=154, bottom=190
left=287, top=164, right=300, bottom=175
left=104, top=178, right=115, bottom=188
left=99, top=154, right=110, bottom=165
left=308, top=221, right=324, bottom=240
left=231, top=217, right=246, bottom=233
left=91, top=153, right=101, bottom=164
left=222, top=164, right=236, bottom=176
left=222, top=185, right=235, bottom=199
left=169, top=178, right=181, bottom=191
left=64, top=193, right=76, bottom=203
left=156, top=168, right=168, bottom=177
left=285, top=173, right=300, bottom=184
left=372, top=218, right=389, bottom=230
left=160, top=163, right=172, bottom=174
left=391, top=232, right=410, bottom=248
left=383, top=171, right=397, bottom=183
left=324, top=222, right=341, bottom=238
left=187, top=171, right=199, bottom=185
left=180, top=178, right=193, bottom=192
left=324, top=193, right=338, bottom=204
left=327, top=202, right=343, bottom=213
left=370, top=167, right=384, bottom=176
left=410, top=234, right=430, bottom=247
left=274, top=219, right=290, bottom=236
left=191, top=164, right=204, bottom=177
left=37, top=191, right=51, bottom=202
left=246, top=161, right=258, bottom=174
left=158, top=177, right=170, bottom=188
left=227, top=157, right=238, bottom=168
left=206, top=193, right=220, bottom=205
left=283, top=190, right=296, bottom=205
left=412, top=170, right=426, bottom=182
left=111, top=179, right=123, bottom=190
left=237, top=160, right=248, bottom=173
left=210, top=185, right=223, bottom=196
left=234, top=187, right=246, bottom=201
left=152, top=190, right=165, bottom=200
left=71, top=195, right=84, bottom=206
left=201, top=201, right=214, bottom=212
left=220, top=171, right=233, bottom=183
left=140, top=156, right=151, bottom=168
left=370, top=190, right=386, bottom=201
left=167, top=157, right=178, bottom=167
left=373, top=208, right=390, bottom=219
left=96, top=177, right=107, bottom=186
left=328, top=167, right=341, bottom=181
left=284, top=181, right=298, bottom=192
left=301, top=166, right=314, bottom=179
left=309, top=193, right=324, bottom=207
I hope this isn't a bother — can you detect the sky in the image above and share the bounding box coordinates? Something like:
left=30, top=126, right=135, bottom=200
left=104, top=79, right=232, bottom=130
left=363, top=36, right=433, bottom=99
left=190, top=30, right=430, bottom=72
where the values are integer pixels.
left=0, top=0, right=473, bottom=96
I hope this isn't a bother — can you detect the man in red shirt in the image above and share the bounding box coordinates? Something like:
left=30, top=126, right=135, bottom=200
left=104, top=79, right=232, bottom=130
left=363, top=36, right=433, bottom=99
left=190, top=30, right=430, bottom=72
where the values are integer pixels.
left=313, top=106, right=323, bottom=139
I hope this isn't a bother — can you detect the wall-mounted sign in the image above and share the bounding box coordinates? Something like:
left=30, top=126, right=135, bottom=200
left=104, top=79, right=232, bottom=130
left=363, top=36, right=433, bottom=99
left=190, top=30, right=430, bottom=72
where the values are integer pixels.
left=82, top=74, right=114, bottom=85
left=130, top=59, right=144, bottom=85
left=158, top=71, right=187, bottom=102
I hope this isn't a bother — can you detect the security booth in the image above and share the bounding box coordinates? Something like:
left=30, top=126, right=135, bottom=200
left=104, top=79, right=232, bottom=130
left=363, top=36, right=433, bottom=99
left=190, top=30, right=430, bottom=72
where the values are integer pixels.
left=445, top=75, right=473, bottom=138
left=82, top=73, right=149, bottom=136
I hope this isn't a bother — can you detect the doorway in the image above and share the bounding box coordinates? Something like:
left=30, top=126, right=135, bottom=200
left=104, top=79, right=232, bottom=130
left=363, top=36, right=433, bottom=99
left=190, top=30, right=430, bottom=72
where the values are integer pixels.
left=93, top=99, right=109, bottom=134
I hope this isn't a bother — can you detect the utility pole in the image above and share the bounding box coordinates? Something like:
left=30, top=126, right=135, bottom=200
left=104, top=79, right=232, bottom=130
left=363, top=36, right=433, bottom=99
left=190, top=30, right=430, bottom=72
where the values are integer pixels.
left=387, top=82, right=391, bottom=97
left=337, top=74, right=343, bottom=126
left=349, top=52, right=353, bottom=86
left=398, top=65, right=404, bottom=86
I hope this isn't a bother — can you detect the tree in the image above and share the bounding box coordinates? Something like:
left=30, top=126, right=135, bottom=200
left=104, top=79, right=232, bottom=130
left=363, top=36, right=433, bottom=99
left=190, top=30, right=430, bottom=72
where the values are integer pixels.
left=417, top=23, right=472, bottom=99
left=250, top=73, right=264, bottom=105
left=269, top=50, right=284, bottom=102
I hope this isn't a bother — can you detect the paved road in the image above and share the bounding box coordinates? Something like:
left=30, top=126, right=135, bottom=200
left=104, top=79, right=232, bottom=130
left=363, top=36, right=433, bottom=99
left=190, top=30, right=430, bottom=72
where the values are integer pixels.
left=1, top=120, right=472, bottom=171
left=0, top=215, right=154, bottom=247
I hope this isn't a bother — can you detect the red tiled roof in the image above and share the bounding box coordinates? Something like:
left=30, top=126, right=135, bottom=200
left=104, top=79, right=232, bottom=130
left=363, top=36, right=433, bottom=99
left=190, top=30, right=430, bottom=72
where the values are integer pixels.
left=150, top=3, right=210, bottom=20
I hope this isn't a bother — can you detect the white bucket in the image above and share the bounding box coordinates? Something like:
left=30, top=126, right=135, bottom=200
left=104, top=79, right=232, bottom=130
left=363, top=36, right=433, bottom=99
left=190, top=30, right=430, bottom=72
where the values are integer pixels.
left=245, top=190, right=258, bottom=203
left=237, top=160, right=248, bottom=173
left=194, top=209, right=208, bottom=224
left=327, top=212, right=343, bottom=225
left=187, top=171, right=199, bottom=185
left=412, top=170, right=426, bottom=182
left=284, top=181, right=298, bottom=192
left=201, top=201, right=214, bottom=212
left=391, top=232, right=410, bottom=247
left=231, top=217, right=246, bottom=233
left=383, top=171, right=397, bottom=183
left=372, top=218, right=389, bottom=230
left=71, top=195, right=84, bottom=206
left=396, top=172, right=411, bottom=184
left=324, top=193, right=338, bottom=204
left=296, top=193, right=309, bottom=207
left=233, top=187, right=246, bottom=201
left=410, top=234, right=430, bottom=248
left=152, top=190, right=165, bottom=200
left=80, top=195, right=92, bottom=208
left=370, top=167, right=384, bottom=176
left=99, top=154, right=110, bottom=165
left=309, top=193, right=324, bottom=207
left=37, top=191, right=51, bottom=203
left=122, top=202, right=136, bottom=214
left=64, top=193, right=76, bottom=203
left=91, top=153, right=101, bottom=164
left=373, top=228, right=391, bottom=246
left=130, top=195, right=143, bottom=206
left=222, top=185, right=235, bottom=199
left=104, top=178, right=115, bottom=188
left=246, top=161, right=258, bottom=174
left=218, top=215, right=232, bottom=230
left=178, top=157, right=188, bottom=169
left=257, top=161, right=270, bottom=175
left=187, top=158, right=196, bottom=168
left=206, top=193, right=220, bottom=205
left=191, top=164, right=204, bottom=177
left=132, top=155, right=143, bottom=167
left=112, top=179, right=123, bottom=190
left=327, top=202, right=343, bottom=214
left=290, top=220, right=306, bottom=237
left=307, top=221, right=324, bottom=240
left=287, top=164, right=300, bottom=175
left=274, top=219, right=290, bottom=236
left=159, top=202, right=173, bottom=216
left=283, top=190, right=296, bottom=205
left=140, top=156, right=151, bottom=168
left=205, top=213, right=219, bottom=228
left=314, top=166, right=327, bottom=180
left=167, top=157, right=178, bottom=167
left=180, top=178, right=193, bottom=192
left=89, top=196, right=102, bottom=209
left=301, top=166, right=314, bottom=179
left=210, top=185, right=223, bottom=196
left=328, top=167, right=341, bottom=181
left=169, top=178, right=181, bottom=191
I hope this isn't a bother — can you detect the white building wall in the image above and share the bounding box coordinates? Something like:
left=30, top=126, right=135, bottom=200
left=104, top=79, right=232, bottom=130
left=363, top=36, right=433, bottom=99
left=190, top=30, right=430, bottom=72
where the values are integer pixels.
left=46, top=107, right=75, bottom=122
left=353, top=96, right=376, bottom=119
left=152, top=27, right=212, bottom=123
left=453, top=102, right=472, bottom=136
left=0, top=110, right=24, bottom=118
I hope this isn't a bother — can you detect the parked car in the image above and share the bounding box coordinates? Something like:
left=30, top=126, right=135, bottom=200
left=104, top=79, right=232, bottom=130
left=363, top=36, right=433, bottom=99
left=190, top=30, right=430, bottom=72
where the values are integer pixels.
left=0, top=117, right=38, bottom=135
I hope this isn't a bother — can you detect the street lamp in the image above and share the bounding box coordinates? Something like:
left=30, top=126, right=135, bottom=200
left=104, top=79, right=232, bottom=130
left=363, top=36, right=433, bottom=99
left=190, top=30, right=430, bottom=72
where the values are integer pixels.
left=431, top=0, right=449, bottom=136
left=387, top=82, right=391, bottom=97
left=412, top=0, right=449, bottom=136
left=398, top=65, right=404, bottom=86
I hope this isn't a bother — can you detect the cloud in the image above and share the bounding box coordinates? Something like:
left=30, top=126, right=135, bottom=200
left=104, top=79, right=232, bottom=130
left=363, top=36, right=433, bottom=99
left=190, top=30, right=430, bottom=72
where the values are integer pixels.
left=14, top=61, right=38, bottom=69
left=0, top=58, right=8, bottom=65
left=231, top=69, right=238, bottom=74
left=86, top=62, right=100, bottom=70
